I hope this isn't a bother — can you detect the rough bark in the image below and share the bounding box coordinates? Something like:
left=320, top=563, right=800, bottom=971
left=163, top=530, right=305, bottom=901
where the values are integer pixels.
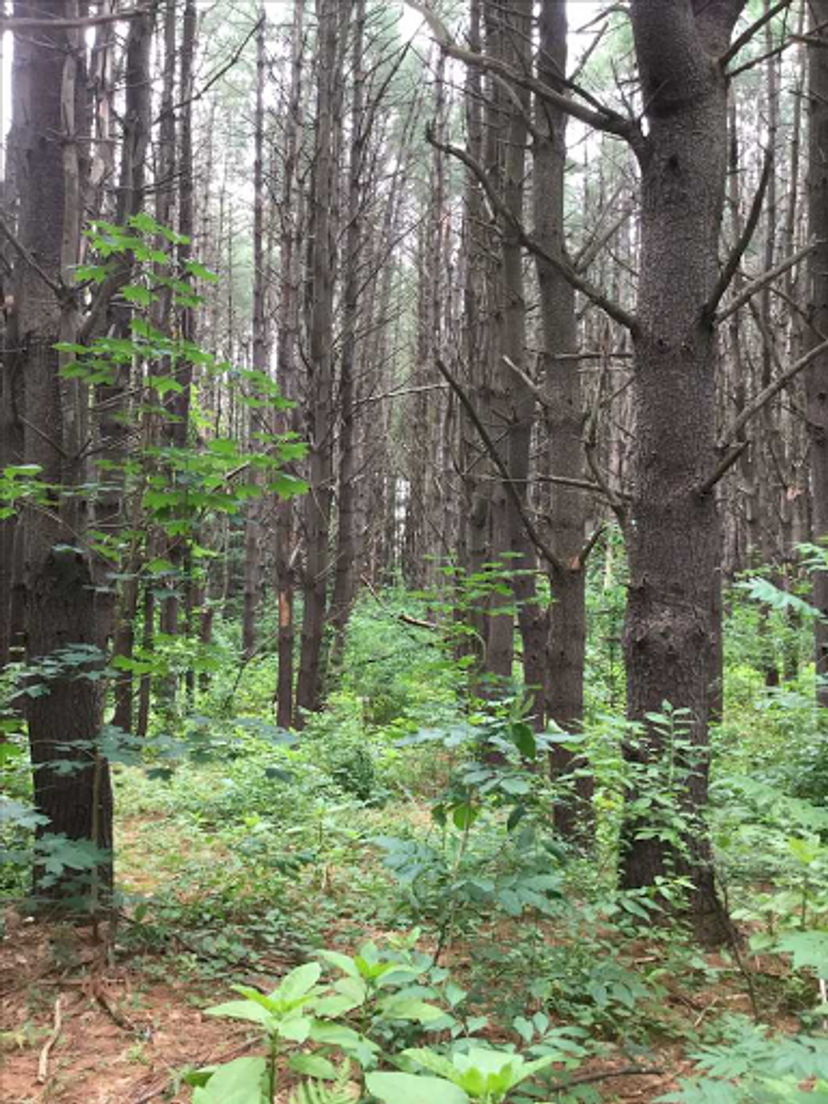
left=807, top=0, right=828, bottom=709
left=274, top=0, right=306, bottom=729
left=330, top=0, right=366, bottom=667
left=242, top=12, right=268, bottom=663
left=620, top=0, right=747, bottom=943
left=296, top=0, right=340, bottom=716
left=534, top=0, right=593, bottom=836
left=13, top=0, right=112, bottom=903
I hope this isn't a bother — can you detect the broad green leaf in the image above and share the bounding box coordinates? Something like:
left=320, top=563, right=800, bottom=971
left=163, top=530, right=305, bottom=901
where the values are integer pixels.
left=279, top=1015, right=312, bottom=1042
left=190, top=1056, right=268, bottom=1104
left=366, top=1072, right=469, bottom=1104
left=777, top=930, right=828, bottom=977
left=379, top=997, right=445, bottom=1024
left=317, top=949, right=360, bottom=979
left=271, top=962, right=321, bottom=1003
left=288, top=1054, right=338, bottom=1079
left=204, top=1000, right=273, bottom=1028
left=510, top=722, right=536, bottom=759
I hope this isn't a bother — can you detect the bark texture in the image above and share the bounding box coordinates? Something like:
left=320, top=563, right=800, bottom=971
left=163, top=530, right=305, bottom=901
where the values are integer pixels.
left=806, top=0, right=828, bottom=709
left=621, top=0, right=747, bottom=942
left=13, top=0, right=112, bottom=902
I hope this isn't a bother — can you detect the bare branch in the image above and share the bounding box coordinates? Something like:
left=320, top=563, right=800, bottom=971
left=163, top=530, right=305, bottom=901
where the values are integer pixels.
left=720, top=0, right=793, bottom=70
left=703, top=146, right=773, bottom=321
left=696, top=442, right=749, bottom=496
left=427, top=128, right=638, bottom=335
left=719, top=338, right=828, bottom=450
left=584, top=358, right=626, bottom=521
left=714, top=242, right=815, bottom=325
left=0, top=215, right=66, bottom=300
left=0, top=7, right=148, bottom=30
left=574, top=524, right=606, bottom=572
left=435, top=357, right=566, bottom=574
left=441, top=39, right=638, bottom=144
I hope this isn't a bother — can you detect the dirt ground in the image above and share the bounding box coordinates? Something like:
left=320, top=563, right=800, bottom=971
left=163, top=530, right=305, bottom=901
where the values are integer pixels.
left=0, top=913, right=282, bottom=1104
left=0, top=908, right=700, bottom=1104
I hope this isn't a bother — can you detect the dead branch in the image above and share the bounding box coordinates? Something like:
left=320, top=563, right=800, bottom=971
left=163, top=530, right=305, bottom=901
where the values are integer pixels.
left=0, top=215, right=66, bottom=301
left=703, top=146, right=773, bottom=320
left=715, top=242, right=815, bottom=325
left=37, top=996, right=62, bottom=1084
left=718, top=337, right=828, bottom=451
left=720, top=0, right=794, bottom=69
left=427, top=128, right=638, bottom=335
left=1, top=8, right=148, bottom=30
left=435, top=356, right=566, bottom=574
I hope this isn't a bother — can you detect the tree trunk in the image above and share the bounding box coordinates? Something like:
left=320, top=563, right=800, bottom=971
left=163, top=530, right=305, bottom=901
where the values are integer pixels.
left=533, top=0, right=593, bottom=836
left=330, top=0, right=366, bottom=669
left=274, top=0, right=306, bottom=730
left=806, top=0, right=828, bottom=710
left=620, top=0, right=747, bottom=943
left=296, top=0, right=340, bottom=716
left=12, top=0, right=112, bottom=904
left=242, top=12, right=268, bottom=664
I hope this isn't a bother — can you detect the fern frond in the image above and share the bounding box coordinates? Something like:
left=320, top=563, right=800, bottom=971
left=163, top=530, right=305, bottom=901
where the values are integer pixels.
left=289, top=1061, right=358, bottom=1104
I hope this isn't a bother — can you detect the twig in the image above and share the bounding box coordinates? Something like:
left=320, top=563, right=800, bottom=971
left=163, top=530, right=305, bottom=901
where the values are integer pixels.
left=715, top=242, right=815, bottom=324
left=435, top=356, right=566, bottom=574
left=703, top=147, right=773, bottom=321
left=427, top=128, right=638, bottom=335
left=93, top=982, right=137, bottom=1033
left=0, top=7, right=148, bottom=30
left=719, top=338, right=828, bottom=449
left=0, top=215, right=66, bottom=300
left=721, top=0, right=794, bottom=69
left=551, top=1065, right=663, bottom=1090
left=37, top=996, right=62, bottom=1084
left=575, top=524, right=606, bottom=572
left=696, top=441, right=750, bottom=496
left=361, top=574, right=438, bottom=631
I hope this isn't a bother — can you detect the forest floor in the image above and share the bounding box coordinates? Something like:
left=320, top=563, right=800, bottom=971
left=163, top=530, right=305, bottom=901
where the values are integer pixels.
left=0, top=800, right=776, bottom=1104
left=0, top=904, right=743, bottom=1104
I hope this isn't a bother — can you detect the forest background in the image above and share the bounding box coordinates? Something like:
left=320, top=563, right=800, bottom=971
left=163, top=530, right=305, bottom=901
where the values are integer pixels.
left=3, top=1, right=828, bottom=1102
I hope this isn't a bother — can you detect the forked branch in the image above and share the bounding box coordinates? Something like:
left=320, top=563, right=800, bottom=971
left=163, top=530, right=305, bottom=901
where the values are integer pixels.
left=699, top=337, right=828, bottom=493
left=435, top=357, right=566, bottom=575
left=426, top=128, right=638, bottom=335
left=703, top=146, right=773, bottom=322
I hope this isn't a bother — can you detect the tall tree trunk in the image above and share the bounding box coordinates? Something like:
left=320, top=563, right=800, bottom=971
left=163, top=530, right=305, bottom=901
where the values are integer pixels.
left=807, top=0, right=828, bottom=710
left=242, top=11, right=268, bottom=663
left=104, top=5, right=154, bottom=735
left=13, top=0, right=112, bottom=903
left=296, top=0, right=340, bottom=716
left=329, top=0, right=366, bottom=668
left=274, top=0, right=306, bottom=728
left=620, top=0, right=747, bottom=943
left=534, top=0, right=592, bottom=835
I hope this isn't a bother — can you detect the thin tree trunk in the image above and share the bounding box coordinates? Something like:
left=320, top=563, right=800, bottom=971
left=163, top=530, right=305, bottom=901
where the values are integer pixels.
left=296, top=0, right=340, bottom=716
left=329, top=0, right=366, bottom=669
left=806, top=1, right=828, bottom=709
left=534, top=0, right=592, bottom=835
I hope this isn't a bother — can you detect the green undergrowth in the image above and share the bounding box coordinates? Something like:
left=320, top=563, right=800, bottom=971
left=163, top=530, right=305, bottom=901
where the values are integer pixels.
left=3, top=576, right=828, bottom=1100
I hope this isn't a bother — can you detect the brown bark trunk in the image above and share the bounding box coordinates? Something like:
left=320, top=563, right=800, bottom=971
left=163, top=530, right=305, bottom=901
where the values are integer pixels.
left=534, top=0, right=593, bottom=837
left=242, top=13, right=268, bottom=664
left=296, top=0, right=341, bottom=717
left=620, top=0, right=746, bottom=943
left=274, top=0, right=306, bottom=729
left=330, top=0, right=366, bottom=669
left=807, top=1, right=828, bottom=710
left=13, top=0, right=112, bottom=904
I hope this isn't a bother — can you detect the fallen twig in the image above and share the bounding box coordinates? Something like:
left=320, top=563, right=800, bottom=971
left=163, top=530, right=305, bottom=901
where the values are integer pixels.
left=37, top=995, right=62, bottom=1084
